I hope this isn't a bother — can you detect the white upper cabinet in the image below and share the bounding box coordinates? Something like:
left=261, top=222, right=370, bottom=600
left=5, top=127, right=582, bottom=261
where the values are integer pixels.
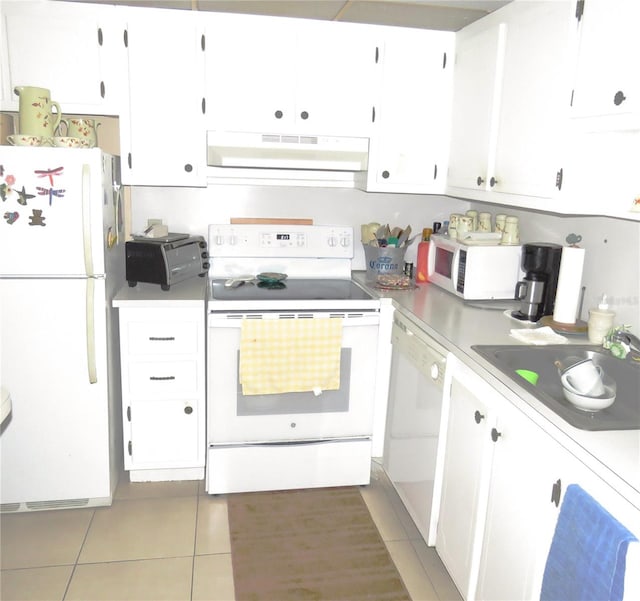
left=205, top=13, right=375, bottom=138
left=119, top=7, right=206, bottom=186
left=0, top=0, right=125, bottom=116
left=446, top=23, right=504, bottom=194
left=571, top=0, right=640, bottom=127
left=491, top=0, right=577, bottom=200
left=448, top=0, right=577, bottom=203
left=359, top=27, right=454, bottom=194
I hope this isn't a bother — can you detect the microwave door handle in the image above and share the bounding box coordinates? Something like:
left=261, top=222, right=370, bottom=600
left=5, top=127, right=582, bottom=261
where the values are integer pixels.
left=451, top=250, right=460, bottom=287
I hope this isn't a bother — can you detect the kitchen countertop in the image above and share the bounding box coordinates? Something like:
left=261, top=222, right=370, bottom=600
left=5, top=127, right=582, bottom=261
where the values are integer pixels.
left=352, top=271, right=640, bottom=510
left=113, top=277, right=207, bottom=308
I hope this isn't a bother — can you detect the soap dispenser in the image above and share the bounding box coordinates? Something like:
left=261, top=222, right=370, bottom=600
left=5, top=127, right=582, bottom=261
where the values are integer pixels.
left=588, top=294, right=616, bottom=344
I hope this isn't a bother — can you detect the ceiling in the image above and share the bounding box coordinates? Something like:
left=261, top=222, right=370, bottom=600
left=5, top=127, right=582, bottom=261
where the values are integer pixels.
left=78, top=1, right=512, bottom=31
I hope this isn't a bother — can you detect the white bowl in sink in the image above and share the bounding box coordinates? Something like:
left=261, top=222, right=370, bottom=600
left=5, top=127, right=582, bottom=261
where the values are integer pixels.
left=561, top=378, right=616, bottom=412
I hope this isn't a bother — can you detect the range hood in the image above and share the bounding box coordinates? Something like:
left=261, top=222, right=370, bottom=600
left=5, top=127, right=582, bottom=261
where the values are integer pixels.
left=207, top=131, right=369, bottom=171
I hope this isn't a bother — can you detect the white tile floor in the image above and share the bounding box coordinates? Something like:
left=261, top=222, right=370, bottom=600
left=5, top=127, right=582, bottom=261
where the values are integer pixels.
left=1, top=460, right=462, bottom=601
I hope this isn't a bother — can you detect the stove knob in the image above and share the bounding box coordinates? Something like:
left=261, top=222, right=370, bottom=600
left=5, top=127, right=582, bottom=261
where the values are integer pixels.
left=215, top=235, right=224, bottom=246
left=340, top=236, right=351, bottom=248
left=228, top=235, right=237, bottom=246
left=327, top=236, right=337, bottom=247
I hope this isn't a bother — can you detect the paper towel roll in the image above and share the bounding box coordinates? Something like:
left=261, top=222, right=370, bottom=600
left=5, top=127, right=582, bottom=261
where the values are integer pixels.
left=553, top=246, right=585, bottom=324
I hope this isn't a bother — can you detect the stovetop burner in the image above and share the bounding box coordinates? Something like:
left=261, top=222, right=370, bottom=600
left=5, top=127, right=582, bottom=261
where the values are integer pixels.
left=209, top=278, right=372, bottom=302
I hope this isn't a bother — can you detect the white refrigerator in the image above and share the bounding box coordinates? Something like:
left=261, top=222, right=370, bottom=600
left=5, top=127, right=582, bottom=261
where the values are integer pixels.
left=0, top=146, right=125, bottom=512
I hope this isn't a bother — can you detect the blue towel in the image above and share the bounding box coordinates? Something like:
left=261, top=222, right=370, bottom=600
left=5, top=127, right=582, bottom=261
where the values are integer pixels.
left=541, top=483, right=637, bottom=601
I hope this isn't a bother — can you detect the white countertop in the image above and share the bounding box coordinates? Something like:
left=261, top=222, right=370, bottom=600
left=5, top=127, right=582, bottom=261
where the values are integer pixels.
left=353, top=271, right=640, bottom=510
left=113, top=277, right=207, bottom=308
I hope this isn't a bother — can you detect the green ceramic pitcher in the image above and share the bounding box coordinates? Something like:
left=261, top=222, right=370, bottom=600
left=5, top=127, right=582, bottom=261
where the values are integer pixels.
left=14, top=86, right=62, bottom=137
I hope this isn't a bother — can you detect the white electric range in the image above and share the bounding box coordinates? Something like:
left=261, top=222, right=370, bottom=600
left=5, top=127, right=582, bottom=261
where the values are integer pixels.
left=205, top=224, right=381, bottom=494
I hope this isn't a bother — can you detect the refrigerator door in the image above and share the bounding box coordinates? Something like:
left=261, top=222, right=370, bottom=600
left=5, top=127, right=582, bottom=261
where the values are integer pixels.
left=0, top=277, right=114, bottom=507
left=0, top=147, right=110, bottom=277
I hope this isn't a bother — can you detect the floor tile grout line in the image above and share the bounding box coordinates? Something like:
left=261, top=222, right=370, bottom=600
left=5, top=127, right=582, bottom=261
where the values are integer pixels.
left=62, top=507, right=97, bottom=601
left=190, top=488, right=201, bottom=601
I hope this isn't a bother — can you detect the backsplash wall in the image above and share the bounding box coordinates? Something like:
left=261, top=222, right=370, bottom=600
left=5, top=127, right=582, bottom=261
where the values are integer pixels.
left=131, top=186, right=640, bottom=331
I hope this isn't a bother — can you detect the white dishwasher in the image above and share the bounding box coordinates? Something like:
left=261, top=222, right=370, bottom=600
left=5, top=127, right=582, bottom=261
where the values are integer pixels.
left=383, top=311, right=449, bottom=545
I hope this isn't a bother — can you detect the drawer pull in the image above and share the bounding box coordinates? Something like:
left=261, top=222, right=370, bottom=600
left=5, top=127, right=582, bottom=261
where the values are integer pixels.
left=149, top=375, right=176, bottom=381
left=148, top=336, right=176, bottom=341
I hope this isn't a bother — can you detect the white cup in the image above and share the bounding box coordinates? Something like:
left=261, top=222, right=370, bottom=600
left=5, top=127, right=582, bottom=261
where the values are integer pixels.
left=561, top=360, right=605, bottom=396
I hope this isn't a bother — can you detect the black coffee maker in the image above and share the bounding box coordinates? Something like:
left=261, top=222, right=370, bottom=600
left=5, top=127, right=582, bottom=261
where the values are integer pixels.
left=511, top=243, right=563, bottom=322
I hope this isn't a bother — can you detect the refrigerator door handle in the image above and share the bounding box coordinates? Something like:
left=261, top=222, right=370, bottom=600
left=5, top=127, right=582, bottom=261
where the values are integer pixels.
left=82, top=163, right=98, bottom=384
left=86, top=278, right=97, bottom=384
left=82, top=164, right=95, bottom=277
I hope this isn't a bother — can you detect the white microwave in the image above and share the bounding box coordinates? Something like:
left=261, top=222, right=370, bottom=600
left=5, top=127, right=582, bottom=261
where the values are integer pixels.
left=427, top=235, right=522, bottom=300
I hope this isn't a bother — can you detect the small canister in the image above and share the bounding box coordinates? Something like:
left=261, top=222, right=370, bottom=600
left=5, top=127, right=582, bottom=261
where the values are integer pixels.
left=478, top=212, right=492, bottom=232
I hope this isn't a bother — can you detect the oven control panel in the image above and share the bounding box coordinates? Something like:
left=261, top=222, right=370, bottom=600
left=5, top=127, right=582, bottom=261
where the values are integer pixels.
left=208, top=224, right=354, bottom=258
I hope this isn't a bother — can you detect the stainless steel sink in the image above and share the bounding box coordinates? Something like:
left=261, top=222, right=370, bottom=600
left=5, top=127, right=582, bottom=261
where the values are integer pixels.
left=471, top=345, right=640, bottom=431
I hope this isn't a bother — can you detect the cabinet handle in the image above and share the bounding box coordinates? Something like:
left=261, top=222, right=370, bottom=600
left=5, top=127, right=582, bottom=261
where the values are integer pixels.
left=149, top=336, right=175, bottom=341
left=433, top=164, right=438, bottom=180
left=556, top=168, right=563, bottom=191
left=300, top=111, right=309, bottom=120
left=442, top=52, right=447, bottom=69
left=127, top=152, right=132, bottom=169
left=476, top=176, right=485, bottom=186
left=614, top=90, right=627, bottom=106
left=123, top=29, right=128, bottom=48
left=201, top=34, right=205, bottom=51
left=100, top=81, right=106, bottom=99
left=149, top=375, right=176, bottom=381
left=128, top=440, right=132, bottom=456
left=184, top=164, right=193, bottom=173
left=202, top=97, right=206, bottom=114
left=126, top=406, right=131, bottom=422
left=491, top=427, right=502, bottom=442
left=97, top=27, right=103, bottom=46
left=375, top=46, right=379, bottom=63
left=184, top=405, right=193, bottom=415
left=275, top=110, right=283, bottom=119
left=490, top=176, right=499, bottom=188
left=382, top=170, right=390, bottom=179
left=551, top=478, right=562, bottom=507
left=372, top=106, right=376, bottom=123
left=474, top=410, right=485, bottom=424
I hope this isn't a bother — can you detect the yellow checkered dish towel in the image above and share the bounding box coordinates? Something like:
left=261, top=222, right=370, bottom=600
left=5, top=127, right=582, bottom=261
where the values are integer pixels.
left=239, top=317, right=343, bottom=396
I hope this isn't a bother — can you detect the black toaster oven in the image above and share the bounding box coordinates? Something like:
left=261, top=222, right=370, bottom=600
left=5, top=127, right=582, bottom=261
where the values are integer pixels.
left=125, top=234, right=209, bottom=290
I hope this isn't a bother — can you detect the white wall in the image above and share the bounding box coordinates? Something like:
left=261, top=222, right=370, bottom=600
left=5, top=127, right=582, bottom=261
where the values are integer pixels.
left=130, top=185, right=640, bottom=331
left=130, top=185, right=469, bottom=269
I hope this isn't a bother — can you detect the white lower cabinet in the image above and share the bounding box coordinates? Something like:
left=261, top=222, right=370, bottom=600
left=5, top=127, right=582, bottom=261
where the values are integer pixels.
left=437, top=355, right=640, bottom=601
left=118, top=306, right=205, bottom=481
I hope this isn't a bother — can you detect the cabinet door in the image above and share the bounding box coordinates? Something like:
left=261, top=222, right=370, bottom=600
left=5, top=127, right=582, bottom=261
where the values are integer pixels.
left=436, top=361, right=496, bottom=600
left=476, top=397, right=563, bottom=601
left=120, top=7, right=206, bottom=186
left=0, top=0, right=124, bottom=115
left=491, top=0, right=576, bottom=199
left=446, top=23, right=505, bottom=193
left=205, top=14, right=374, bottom=137
left=364, top=28, right=454, bottom=193
left=126, top=399, right=201, bottom=468
left=572, top=0, right=640, bottom=124
left=294, top=20, right=374, bottom=138
left=205, top=13, right=294, bottom=133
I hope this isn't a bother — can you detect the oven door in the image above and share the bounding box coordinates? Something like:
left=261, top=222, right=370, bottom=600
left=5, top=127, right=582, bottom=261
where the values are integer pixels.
left=207, top=310, right=380, bottom=443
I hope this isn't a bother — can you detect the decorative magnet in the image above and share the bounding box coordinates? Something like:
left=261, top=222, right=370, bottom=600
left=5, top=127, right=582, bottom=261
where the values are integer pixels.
left=28, top=209, right=46, bottom=226
left=3, top=211, right=19, bottom=224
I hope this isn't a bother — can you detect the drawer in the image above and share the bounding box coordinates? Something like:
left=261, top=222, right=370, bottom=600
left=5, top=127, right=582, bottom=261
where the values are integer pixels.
left=128, top=360, right=199, bottom=398
left=127, top=320, right=199, bottom=355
